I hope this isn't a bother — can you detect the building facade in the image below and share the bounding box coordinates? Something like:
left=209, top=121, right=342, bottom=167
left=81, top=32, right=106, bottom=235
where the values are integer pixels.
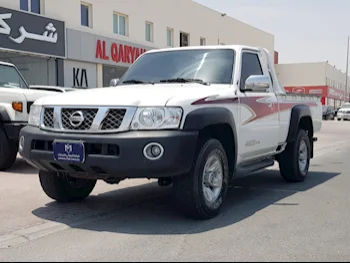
left=275, top=62, right=350, bottom=107
left=0, top=0, right=275, bottom=88
left=0, top=5, right=65, bottom=86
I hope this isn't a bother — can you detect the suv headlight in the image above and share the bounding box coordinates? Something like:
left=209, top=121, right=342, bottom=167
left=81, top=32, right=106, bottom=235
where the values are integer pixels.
left=28, top=105, right=42, bottom=127
left=131, top=107, right=183, bottom=130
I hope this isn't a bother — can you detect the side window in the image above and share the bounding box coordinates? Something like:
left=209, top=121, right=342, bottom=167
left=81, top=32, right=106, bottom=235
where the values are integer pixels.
left=240, top=52, right=263, bottom=91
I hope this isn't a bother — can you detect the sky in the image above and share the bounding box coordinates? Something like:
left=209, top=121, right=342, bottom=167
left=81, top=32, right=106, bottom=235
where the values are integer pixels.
left=194, top=0, right=350, bottom=72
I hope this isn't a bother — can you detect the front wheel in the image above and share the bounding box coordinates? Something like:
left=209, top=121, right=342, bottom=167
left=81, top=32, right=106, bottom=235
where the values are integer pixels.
left=0, top=128, right=18, bottom=171
left=279, top=129, right=311, bottom=182
left=39, top=171, right=97, bottom=202
left=173, top=138, right=229, bottom=220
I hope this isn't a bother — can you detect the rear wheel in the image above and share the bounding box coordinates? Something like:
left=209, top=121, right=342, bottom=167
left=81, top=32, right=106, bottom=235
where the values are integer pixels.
left=39, top=171, right=97, bottom=202
left=173, top=138, right=229, bottom=220
left=279, top=129, right=311, bottom=182
left=0, top=128, right=18, bottom=171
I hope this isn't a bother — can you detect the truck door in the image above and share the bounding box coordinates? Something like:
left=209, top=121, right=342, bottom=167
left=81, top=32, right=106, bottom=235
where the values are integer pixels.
left=238, top=50, right=279, bottom=161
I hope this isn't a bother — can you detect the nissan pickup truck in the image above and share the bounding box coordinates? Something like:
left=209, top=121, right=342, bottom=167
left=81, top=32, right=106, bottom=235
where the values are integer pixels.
left=19, top=45, right=322, bottom=219
left=0, top=62, right=63, bottom=171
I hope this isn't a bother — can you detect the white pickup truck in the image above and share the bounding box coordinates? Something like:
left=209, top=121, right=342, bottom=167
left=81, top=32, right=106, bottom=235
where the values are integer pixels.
left=0, top=62, right=69, bottom=171
left=19, top=45, right=322, bottom=219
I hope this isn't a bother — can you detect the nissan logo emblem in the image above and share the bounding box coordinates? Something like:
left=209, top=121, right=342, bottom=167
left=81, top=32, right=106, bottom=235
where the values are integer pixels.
left=69, top=111, right=84, bottom=127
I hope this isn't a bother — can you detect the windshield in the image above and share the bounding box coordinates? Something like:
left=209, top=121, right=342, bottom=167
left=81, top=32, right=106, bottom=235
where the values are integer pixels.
left=118, top=49, right=235, bottom=85
left=0, top=64, right=28, bottom=89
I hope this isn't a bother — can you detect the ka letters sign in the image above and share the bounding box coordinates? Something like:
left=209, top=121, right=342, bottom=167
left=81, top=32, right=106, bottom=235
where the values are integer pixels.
left=0, top=7, right=65, bottom=57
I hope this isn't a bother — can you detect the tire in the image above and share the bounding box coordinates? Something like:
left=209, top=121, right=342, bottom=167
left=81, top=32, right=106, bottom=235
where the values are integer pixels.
left=338, top=118, right=341, bottom=121
left=173, top=138, right=229, bottom=220
left=0, top=128, right=18, bottom=171
left=279, top=129, right=311, bottom=183
left=39, top=170, right=97, bottom=202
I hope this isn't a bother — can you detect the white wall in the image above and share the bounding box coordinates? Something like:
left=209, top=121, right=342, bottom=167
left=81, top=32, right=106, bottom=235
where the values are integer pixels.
left=275, top=62, right=327, bottom=86
left=275, top=62, right=350, bottom=92
left=0, top=0, right=274, bottom=54
left=325, top=63, right=350, bottom=91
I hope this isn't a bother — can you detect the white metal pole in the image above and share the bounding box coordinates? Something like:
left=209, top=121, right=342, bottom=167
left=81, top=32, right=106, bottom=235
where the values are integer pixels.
left=345, top=36, right=349, bottom=102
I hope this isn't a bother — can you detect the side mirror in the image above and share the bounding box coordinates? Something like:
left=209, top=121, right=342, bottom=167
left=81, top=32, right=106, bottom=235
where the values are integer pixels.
left=242, top=75, right=270, bottom=92
left=110, top=78, right=120, bottom=87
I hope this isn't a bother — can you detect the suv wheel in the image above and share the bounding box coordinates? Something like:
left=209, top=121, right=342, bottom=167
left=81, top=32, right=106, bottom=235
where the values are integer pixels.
left=279, top=129, right=311, bottom=182
left=0, top=128, right=18, bottom=171
left=39, top=171, right=97, bottom=202
left=173, top=138, right=229, bottom=220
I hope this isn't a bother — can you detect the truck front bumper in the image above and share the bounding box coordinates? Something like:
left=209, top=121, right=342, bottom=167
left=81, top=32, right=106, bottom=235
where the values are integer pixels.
left=19, top=126, right=198, bottom=179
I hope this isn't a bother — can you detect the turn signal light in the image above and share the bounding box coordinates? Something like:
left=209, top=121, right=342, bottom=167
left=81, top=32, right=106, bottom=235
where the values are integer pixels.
left=12, top=102, right=23, bottom=112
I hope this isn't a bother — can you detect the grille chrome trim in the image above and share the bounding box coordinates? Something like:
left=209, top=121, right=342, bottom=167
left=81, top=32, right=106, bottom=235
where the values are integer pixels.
left=40, top=106, right=137, bottom=133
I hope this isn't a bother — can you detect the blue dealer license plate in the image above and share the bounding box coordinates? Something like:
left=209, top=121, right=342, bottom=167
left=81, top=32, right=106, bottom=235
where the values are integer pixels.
left=53, top=141, right=85, bottom=163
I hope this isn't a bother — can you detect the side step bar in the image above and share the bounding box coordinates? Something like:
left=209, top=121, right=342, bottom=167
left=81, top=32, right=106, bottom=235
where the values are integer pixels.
left=235, top=158, right=275, bottom=179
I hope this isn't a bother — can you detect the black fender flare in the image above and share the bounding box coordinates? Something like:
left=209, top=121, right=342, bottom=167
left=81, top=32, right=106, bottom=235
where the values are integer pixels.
left=0, top=106, right=11, bottom=123
left=286, top=104, right=314, bottom=143
left=183, top=107, right=238, bottom=169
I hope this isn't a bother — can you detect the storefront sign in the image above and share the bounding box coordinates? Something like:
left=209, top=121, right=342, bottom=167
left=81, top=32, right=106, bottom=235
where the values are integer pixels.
left=66, top=29, right=152, bottom=68
left=285, top=86, right=328, bottom=97
left=96, top=40, right=147, bottom=64
left=328, top=86, right=345, bottom=100
left=63, top=60, right=97, bottom=88
left=0, top=7, right=65, bottom=57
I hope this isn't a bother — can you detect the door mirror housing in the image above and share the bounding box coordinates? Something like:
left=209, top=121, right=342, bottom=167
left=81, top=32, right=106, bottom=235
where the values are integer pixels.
left=242, top=75, right=270, bottom=92
left=110, top=78, right=120, bottom=87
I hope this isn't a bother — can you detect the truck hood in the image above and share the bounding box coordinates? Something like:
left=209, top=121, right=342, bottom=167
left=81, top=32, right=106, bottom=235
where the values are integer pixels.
left=1, top=88, right=60, bottom=102
left=39, top=84, right=229, bottom=107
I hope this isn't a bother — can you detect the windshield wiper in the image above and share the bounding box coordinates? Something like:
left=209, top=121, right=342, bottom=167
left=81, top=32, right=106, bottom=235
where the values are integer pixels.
left=159, top=78, right=210, bottom=86
left=121, top=79, right=154, bottom=85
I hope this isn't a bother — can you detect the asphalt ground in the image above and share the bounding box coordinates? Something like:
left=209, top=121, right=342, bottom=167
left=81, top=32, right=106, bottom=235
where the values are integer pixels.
left=0, top=120, right=349, bottom=261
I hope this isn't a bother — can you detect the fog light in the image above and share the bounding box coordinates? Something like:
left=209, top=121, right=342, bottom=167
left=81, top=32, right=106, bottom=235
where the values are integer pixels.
left=143, top=142, right=164, bottom=160
left=19, top=136, right=25, bottom=152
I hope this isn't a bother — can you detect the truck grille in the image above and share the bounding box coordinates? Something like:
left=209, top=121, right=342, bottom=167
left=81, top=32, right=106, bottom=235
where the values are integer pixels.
left=40, top=106, right=134, bottom=133
left=101, top=109, right=126, bottom=130
left=43, top=108, right=54, bottom=128
left=61, top=108, right=98, bottom=130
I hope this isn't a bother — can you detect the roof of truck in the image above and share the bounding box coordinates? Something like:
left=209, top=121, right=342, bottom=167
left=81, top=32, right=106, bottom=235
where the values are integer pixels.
left=145, top=45, right=262, bottom=54
left=0, top=61, right=15, bottom=67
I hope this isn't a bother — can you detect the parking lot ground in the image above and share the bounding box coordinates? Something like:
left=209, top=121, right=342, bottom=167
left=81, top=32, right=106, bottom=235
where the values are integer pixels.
left=0, top=121, right=350, bottom=261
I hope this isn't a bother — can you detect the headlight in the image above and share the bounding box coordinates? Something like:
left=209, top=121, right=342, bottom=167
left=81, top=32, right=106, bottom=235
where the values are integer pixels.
left=28, top=105, right=42, bottom=127
left=131, top=107, right=183, bottom=130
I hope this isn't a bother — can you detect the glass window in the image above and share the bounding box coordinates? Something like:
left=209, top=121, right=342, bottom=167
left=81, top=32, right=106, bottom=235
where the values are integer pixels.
left=113, top=13, right=127, bottom=36
left=113, top=14, right=118, bottom=34
left=0, top=52, right=57, bottom=86
left=145, top=22, right=152, bottom=42
left=167, top=28, right=173, bottom=47
left=180, top=32, right=189, bottom=47
left=119, top=15, right=126, bottom=36
left=240, top=52, right=263, bottom=90
left=0, top=65, right=28, bottom=89
left=200, top=38, right=206, bottom=46
left=103, top=65, right=128, bottom=87
left=31, top=0, right=40, bottom=14
left=20, top=0, right=29, bottom=11
left=81, top=4, right=89, bottom=27
left=119, top=49, right=235, bottom=85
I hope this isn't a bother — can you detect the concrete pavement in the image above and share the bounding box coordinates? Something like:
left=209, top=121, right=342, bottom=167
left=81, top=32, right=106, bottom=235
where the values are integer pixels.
left=0, top=121, right=350, bottom=261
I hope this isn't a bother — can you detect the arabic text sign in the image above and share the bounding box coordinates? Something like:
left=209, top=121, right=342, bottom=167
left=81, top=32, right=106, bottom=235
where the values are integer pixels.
left=0, top=7, right=65, bottom=57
